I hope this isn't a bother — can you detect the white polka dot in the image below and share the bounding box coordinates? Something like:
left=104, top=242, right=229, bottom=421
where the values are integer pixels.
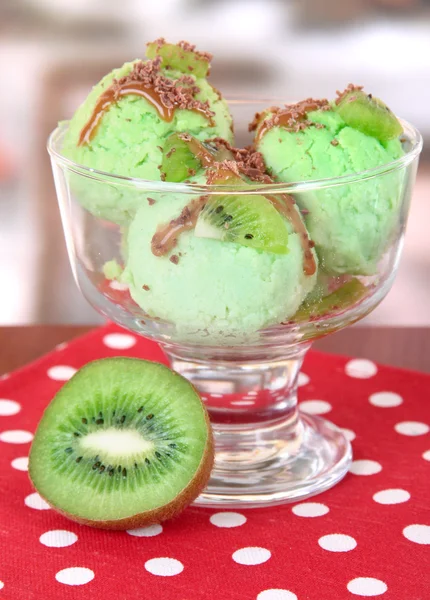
left=0, top=373, right=9, bottom=381
left=403, top=524, right=430, bottom=545
left=247, top=391, right=258, bottom=396
left=394, top=421, right=429, bottom=436
left=210, top=393, right=223, bottom=398
left=349, top=460, right=382, bottom=476
left=47, top=366, right=77, bottom=381
left=347, top=577, right=387, bottom=596
left=0, top=581, right=3, bottom=590
left=55, top=567, right=94, bottom=586
left=369, top=391, right=403, bottom=408
left=345, top=359, right=377, bottom=379
left=373, top=489, right=410, bottom=505
left=24, top=492, right=50, bottom=510
left=210, top=512, right=247, bottom=528
left=298, top=372, right=310, bottom=387
left=422, top=450, right=430, bottom=461
left=257, top=590, right=297, bottom=600
left=318, top=534, right=357, bottom=552
left=231, top=400, right=255, bottom=406
left=40, top=530, right=78, bottom=548
left=103, top=333, right=136, bottom=349
left=109, top=280, right=129, bottom=291
left=0, top=430, right=33, bottom=444
left=0, top=399, right=21, bottom=416
left=300, top=400, right=332, bottom=415
left=342, top=428, right=356, bottom=442
left=126, top=524, right=163, bottom=537
left=292, top=502, right=329, bottom=517
left=55, top=342, right=68, bottom=351
left=232, top=547, right=271, bottom=565
left=11, top=456, right=29, bottom=471
left=144, top=557, right=184, bottom=576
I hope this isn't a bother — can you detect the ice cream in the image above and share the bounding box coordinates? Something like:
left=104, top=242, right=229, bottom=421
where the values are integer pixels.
left=252, top=88, right=405, bottom=275
left=117, top=135, right=316, bottom=340
left=122, top=179, right=317, bottom=341
left=62, top=39, right=234, bottom=224
left=60, top=44, right=407, bottom=341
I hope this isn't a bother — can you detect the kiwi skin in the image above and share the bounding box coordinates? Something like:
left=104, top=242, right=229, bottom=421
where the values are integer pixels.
left=28, top=359, right=214, bottom=530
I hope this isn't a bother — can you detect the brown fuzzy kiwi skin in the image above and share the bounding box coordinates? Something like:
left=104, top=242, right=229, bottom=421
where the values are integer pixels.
left=29, top=387, right=214, bottom=531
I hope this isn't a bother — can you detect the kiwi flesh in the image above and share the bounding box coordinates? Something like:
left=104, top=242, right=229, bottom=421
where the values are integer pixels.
left=29, top=358, right=213, bottom=530
left=293, top=278, right=366, bottom=322
left=161, top=133, right=204, bottom=182
left=336, top=90, right=402, bottom=142
left=160, top=133, right=233, bottom=182
left=146, top=40, right=210, bottom=78
left=195, top=168, right=289, bottom=254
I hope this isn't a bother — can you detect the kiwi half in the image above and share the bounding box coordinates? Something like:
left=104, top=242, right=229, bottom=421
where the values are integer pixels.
left=146, top=40, right=210, bottom=78
left=29, top=358, right=213, bottom=530
left=195, top=169, right=289, bottom=254
left=336, top=90, right=402, bottom=142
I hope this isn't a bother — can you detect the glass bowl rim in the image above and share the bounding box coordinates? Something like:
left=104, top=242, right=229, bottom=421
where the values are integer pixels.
left=48, top=116, right=422, bottom=195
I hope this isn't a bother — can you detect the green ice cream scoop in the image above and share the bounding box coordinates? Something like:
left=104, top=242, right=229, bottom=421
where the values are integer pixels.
left=62, top=41, right=234, bottom=224
left=122, top=171, right=317, bottom=343
left=254, top=96, right=405, bottom=275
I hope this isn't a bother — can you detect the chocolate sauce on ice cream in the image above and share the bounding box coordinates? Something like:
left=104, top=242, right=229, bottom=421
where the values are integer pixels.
left=250, top=98, right=330, bottom=142
left=79, top=58, right=215, bottom=145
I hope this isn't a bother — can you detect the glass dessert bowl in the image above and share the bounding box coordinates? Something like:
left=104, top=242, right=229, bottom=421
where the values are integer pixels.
left=49, top=101, right=421, bottom=508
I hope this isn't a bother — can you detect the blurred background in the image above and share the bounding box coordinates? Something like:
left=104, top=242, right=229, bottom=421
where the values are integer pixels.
left=0, top=0, right=429, bottom=325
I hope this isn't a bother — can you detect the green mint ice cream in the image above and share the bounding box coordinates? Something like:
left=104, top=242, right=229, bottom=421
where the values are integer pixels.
left=122, top=186, right=317, bottom=342
left=64, top=62, right=232, bottom=179
left=62, top=44, right=233, bottom=224
left=255, top=105, right=404, bottom=275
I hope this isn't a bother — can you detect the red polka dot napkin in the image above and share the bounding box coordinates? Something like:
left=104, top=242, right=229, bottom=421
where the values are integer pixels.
left=0, top=324, right=429, bottom=599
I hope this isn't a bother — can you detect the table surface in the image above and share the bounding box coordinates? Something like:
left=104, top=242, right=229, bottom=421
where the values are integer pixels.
left=1, top=326, right=429, bottom=376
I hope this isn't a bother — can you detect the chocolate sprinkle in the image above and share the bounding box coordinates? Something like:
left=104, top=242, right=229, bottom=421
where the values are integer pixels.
left=211, top=138, right=272, bottom=183
left=170, top=254, right=179, bottom=264
left=177, top=39, right=213, bottom=63
left=78, top=57, right=215, bottom=145
left=250, top=98, right=330, bottom=141
left=148, top=38, right=212, bottom=75
left=147, top=197, right=156, bottom=205
left=335, top=83, right=364, bottom=105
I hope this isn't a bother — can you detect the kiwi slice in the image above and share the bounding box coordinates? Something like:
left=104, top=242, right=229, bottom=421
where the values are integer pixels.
left=161, top=133, right=232, bottom=182
left=293, top=278, right=366, bottom=322
left=336, top=90, right=402, bottom=142
left=195, top=169, right=289, bottom=254
left=29, top=358, right=213, bottom=530
left=146, top=40, right=210, bottom=78
left=161, top=134, right=204, bottom=182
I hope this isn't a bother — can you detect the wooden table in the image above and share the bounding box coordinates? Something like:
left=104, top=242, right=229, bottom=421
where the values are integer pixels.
left=0, top=326, right=429, bottom=376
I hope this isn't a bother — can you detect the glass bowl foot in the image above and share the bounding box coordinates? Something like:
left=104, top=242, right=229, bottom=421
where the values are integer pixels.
left=194, top=412, right=352, bottom=508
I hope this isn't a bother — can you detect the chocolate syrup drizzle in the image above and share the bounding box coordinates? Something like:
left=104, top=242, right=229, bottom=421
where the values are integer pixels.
left=152, top=197, right=207, bottom=257
left=150, top=139, right=316, bottom=276
left=78, top=59, right=215, bottom=146
left=266, top=195, right=316, bottom=276
left=250, top=98, right=330, bottom=142
left=79, top=82, right=175, bottom=145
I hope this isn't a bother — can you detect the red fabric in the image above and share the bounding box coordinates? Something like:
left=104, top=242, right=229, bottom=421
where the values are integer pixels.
left=0, top=323, right=429, bottom=600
